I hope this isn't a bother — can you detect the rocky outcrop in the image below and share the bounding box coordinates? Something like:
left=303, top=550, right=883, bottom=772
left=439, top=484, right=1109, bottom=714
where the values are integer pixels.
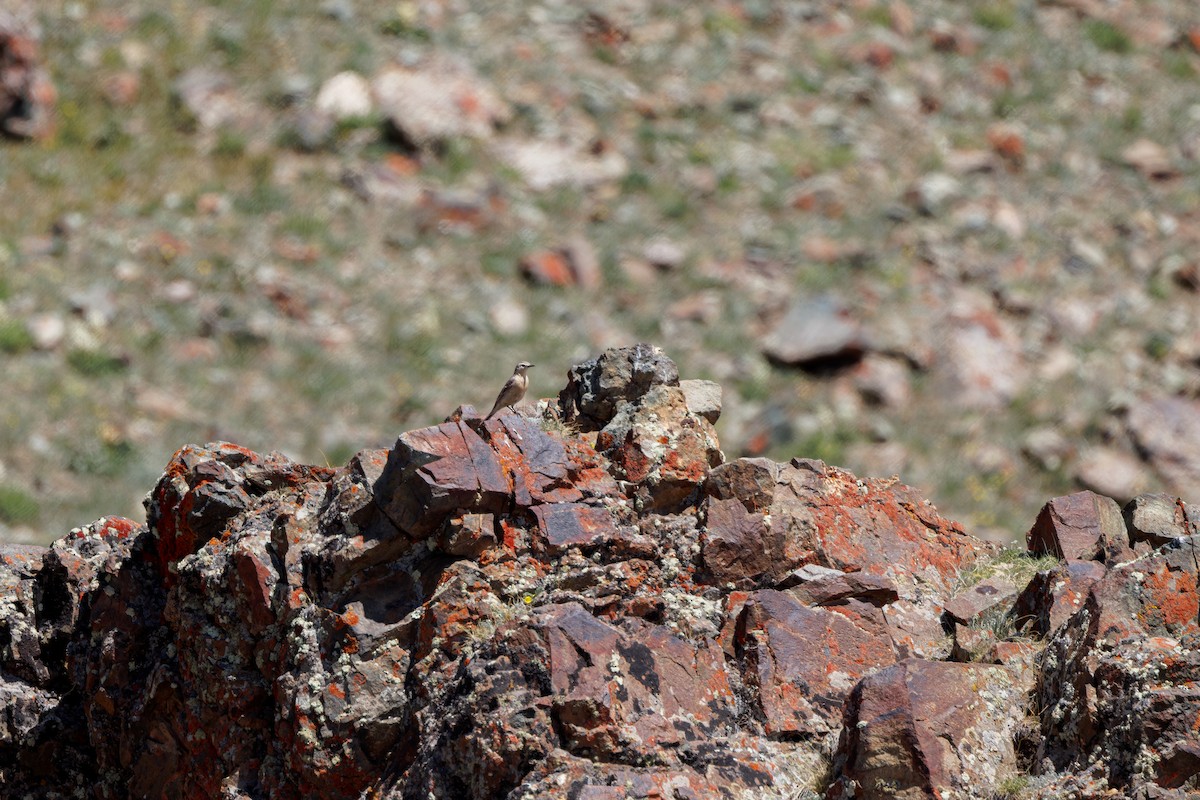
left=1, top=346, right=1198, bottom=799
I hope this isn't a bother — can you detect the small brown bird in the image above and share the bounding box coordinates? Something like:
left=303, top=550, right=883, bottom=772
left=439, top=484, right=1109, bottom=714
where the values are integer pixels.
left=486, top=361, right=534, bottom=419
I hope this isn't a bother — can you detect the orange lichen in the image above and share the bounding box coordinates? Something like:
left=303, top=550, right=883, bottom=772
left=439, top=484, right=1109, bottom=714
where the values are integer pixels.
left=1145, top=568, right=1199, bottom=628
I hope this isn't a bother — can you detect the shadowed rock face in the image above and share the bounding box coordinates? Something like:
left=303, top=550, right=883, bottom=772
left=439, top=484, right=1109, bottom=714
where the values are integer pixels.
left=1, top=345, right=1197, bottom=799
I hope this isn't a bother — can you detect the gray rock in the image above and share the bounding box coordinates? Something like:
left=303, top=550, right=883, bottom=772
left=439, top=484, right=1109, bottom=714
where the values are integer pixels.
left=558, top=343, right=680, bottom=430
left=761, top=295, right=866, bottom=367
left=679, top=379, right=722, bottom=423
left=1123, top=493, right=1196, bottom=549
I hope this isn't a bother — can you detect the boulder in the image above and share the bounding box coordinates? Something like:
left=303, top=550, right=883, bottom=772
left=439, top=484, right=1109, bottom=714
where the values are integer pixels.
left=1025, top=490, right=1134, bottom=563
left=828, top=659, right=1025, bottom=799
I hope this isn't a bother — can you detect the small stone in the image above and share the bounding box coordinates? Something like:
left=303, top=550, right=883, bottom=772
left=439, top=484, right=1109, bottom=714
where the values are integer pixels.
left=1122, top=138, right=1176, bottom=180
left=643, top=238, right=685, bottom=270
left=852, top=355, right=911, bottom=409
left=945, top=149, right=995, bottom=174
left=489, top=295, right=529, bottom=337
left=563, top=236, right=602, bottom=290
left=315, top=71, right=373, bottom=120
left=172, top=67, right=242, bottom=130
left=159, top=279, right=197, bottom=305
left=666, top=291, right=721, bottom=324
left=986, top=123, right=1025, bottom=167
left=992, top=199, right=1024, bottom=238
left=520, top=249, right=574, bottom=287
left=26, top=313, right=64, bottom=350
left=1022, top=428, right=1073, bottom=472
left=0, top=19, right=57, bottom=140
left=907, top=172, right=960, bottom=215
left=496, top=138, right=628, bottom=191
left=101, top=71, right=140, bottom=106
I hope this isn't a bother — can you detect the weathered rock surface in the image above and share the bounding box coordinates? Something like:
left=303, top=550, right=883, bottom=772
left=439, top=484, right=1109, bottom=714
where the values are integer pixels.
left=828, top=659, right=1026, bottom=799
left=1026, top=490, right=1134, bottom=563
left=1035, top=536, right=1200, bottom=797
left=1, top=345, right=1197, bottom=799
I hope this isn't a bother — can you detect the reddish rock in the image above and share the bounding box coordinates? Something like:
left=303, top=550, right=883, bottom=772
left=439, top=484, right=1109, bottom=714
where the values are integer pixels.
left=828, top=659, right=1025, bottom=799
left=987, top=122, right=1025, bottom=168
left=374, top=422, right=510, bottom=537
left=532, top=503, right=616, bottom=555
left=1010, top=559, right=1106, bottom=636
left=1026, top=490, right=1134, bottom=563
left=145, top=442, right=331, bottom=583
left=6, top=345, right=1190, bottom=799
left=545, top=604, right=736, bottom=759
left=882, top=599, right=953, bottom=661
left=313, top=448, right=409, bottom=591
left=519, top=248, right=575, bottom=286
left=481, top=414, right=588, bottom=507
left=436, top=513, right=497, bottom=558
left=595, top=383, right=722, bottom=512
left=703, top=457, right=991, bottom=595
left=778, top=566, right=901, bottom=608
left=736, top=589, right=896, bottom=737
left=1037, top=539, right=1200, bottom=794
left=942, top=576, right=1018, bottom=624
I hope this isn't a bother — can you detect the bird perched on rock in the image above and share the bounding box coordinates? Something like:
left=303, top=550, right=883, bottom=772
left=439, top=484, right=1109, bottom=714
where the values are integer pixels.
left=486, top=361, right=534, bottom=419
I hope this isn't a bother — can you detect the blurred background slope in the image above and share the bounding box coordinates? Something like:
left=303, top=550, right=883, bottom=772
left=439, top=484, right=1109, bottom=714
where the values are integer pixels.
left=2, top=0, right=1200, bottom=544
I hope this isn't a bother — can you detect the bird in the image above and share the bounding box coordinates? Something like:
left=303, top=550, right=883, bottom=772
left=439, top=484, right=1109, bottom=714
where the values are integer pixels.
left=486, top=361, right=534, bottom=419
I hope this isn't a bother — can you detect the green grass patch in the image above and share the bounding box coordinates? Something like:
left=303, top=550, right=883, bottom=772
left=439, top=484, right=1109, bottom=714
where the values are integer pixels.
left=1085, top=20, right=1133, bottom=54
left=863, top=5, right=892, bottom=28
left=974, top=4, right=1016, bottom=32
left=997, top=775, right=1031, bottom=798
left=66, top=349, right=128, bottom=376
left=67, top=440, right=136, bottom=478
left=1164, top=51, right=1197, bottom=79
left=1144, top=331, right=1172, bottom=361
left=0, top=485, right=39, bottom=524
left=957, top=547, right=1059, bottom=592
left=0, top=318, right=34, bottom=354
left=214, top=129, right=247, bottom=159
